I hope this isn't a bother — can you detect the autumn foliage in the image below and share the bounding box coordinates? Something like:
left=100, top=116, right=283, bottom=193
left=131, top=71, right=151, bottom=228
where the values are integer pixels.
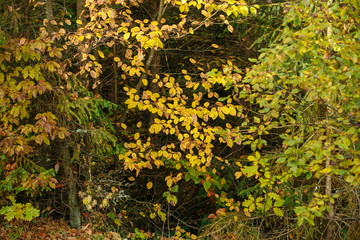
left=1, top=0, right=360, bottom=239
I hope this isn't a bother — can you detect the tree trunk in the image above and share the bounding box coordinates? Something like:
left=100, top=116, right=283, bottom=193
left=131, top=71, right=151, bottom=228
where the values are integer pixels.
left=325, top=1, right=334, bottom=239
left=113, top=44, right=119, bottom=105
left=148, top=50, right=160, bottom=143
left=24, top=0, right=31, bottom=38
left=62, top=145, right=81, bottom=229
left=77, top=0, right=86, bottom=23
left=45, top=0, right=54, bottom=20
left=45, top=0, right=56, bottom=33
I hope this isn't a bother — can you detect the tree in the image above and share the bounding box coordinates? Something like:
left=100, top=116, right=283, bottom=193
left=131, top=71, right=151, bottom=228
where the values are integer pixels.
left=3, top=0, right=359, bottom=239
left=64, top=0, right=260, bottom=235
left=235, top=0, right=360, bottom=238
left=0, top=0, right=118, bottom=229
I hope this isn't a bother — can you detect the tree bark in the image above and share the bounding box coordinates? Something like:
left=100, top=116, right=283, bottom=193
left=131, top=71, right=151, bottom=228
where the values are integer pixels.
left=325, top=1, right=334, bottom=239
left=148, top=50, right=160, bottom=142
left=62, top=145, right=81, bottom=229
left=45, top=0, right=56, bottom=33
left=77, top=0, right=86, bottom=23
left=45, top=0, right=54, bottom=20
left=113, top=44, right=118, bottom=105
left=24, top=0, right=31, bottom=38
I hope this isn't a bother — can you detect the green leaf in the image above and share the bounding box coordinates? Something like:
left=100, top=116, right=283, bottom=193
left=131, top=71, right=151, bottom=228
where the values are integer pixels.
left=0, top=206, right=11, bottom=216
left=218, top=96, right=229, bottom=101
left=170, top=185, right=179, bottom=193
left=204, top=180, right=211, bottom=191
left=184, top=172, right=191, bottom=182
left=273, top=207, right=284, bottom=217
left=107, top=212, right=115, bottom=219
left=24, top=204, right=40, bottom=221
left=242, top=165, right=259, bottom=177
left=268, top=192, right=280, bottom=201
left=274, top=199, right=284, bottom=207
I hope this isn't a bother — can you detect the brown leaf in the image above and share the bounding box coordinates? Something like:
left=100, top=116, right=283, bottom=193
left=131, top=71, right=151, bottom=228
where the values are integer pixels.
left=109, top=231, right=122, bottom=239
left=55, top=162, right=60, bottom=172
left=90, top=70, right=97, bottom=79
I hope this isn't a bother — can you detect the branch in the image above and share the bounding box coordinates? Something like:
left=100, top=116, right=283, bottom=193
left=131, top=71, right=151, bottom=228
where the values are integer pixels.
left=176, top=1, right=227, bottom=40
left=120, top=0, right=165, bottom=123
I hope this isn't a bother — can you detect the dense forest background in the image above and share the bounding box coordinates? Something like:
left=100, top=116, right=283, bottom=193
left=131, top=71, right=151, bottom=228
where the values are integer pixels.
left=0, top=0, right=359, bottom=239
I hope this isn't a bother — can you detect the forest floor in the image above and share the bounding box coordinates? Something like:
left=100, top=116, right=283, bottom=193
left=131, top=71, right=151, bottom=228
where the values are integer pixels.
left=0, top=217, right=124, bottom=240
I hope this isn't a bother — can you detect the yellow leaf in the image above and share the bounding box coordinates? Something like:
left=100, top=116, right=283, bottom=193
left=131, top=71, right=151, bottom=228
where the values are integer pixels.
left=219, top=111, right=225, bottom=120
left=121, top=123, right=127, bottom=129
left=124, top=32, right=130, bottom=40
left=156, top=38, right=164, bottom=48
left=193, top=82, right=199, bottom=90
left=250, top=6, right=257, bottom=15
left=320, top=168, right=332, bottom=174
left=58, top=131, right=65, bottom=139
left=189, top=58, right=196, bottom=64
left=134, top=132, right=140, bottom=140
left=140, top=36, right=149, bottom=43
left=211, top=44, right=219, bottom=48
left=239, top=6, right=249, bottom=16
left=229, top=106, right=236, bottom=116
left=178, top=134, right=183, bottom=141
left=98, top=50, right=105, bottom=58
left=175, top=163, right=181, bottom=170
left=147, top=182, right=153, bottom=189
left=166, top=179, right=173, bottom=187
left=129, top=177, right=136, bottom=181
left=169, top=88, right=176, bottom=97
left=22, top=68, right=29, bottom=79
left=184, top=75, right=191, bottom=80
left=114, top=57, right=120, bottom=62
left=222, top=106, right=229, bottom=115
left=142, top=79, right=148, bottom=86
left=235, top=171, right=242, bottom=179
left=76, top=19, right=83, bottom=25
left=129, top=68, right=136, bottom=76
left=137, top=122, right=142, bottom=128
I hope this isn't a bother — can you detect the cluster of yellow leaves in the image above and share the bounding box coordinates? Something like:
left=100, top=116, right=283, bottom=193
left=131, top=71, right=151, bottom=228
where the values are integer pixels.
left=80, top=0, right=265, bottom=226
left=73, top=0, right=259, bottom=90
